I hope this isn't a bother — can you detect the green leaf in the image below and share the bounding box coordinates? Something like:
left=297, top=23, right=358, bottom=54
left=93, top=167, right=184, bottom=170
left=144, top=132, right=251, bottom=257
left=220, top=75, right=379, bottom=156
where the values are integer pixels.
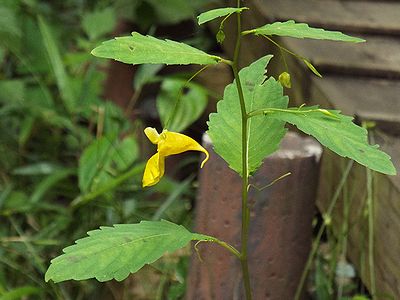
left=45, top=220, right=211, bottom=282
left=157, top=78, right=208, bottom=132
left=0, top=80, right=25, bottom=104
left=262, top=106, right=396, bottom=175
left=145, top=0, right=195, bottom=25
left=197, top=7, right=248, bottom=25
left=82, top=8, right=116, bottom=41
left=244, top=20, right=365, bottom=43
left=0, top=6, right=21, bottom=48
left=38, top=16, right=76, bottom=113
left=207, top=55, right=288, bottom=176
left=91, top=32, right=221, bottom=65
left=78, top=135, right=139, bottom=193
left=0, top=286, right=42, bottom=300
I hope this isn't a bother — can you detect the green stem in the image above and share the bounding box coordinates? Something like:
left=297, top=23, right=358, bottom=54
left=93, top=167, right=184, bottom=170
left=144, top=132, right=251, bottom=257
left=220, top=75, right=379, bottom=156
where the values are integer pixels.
left=367, top=168, right=376, bottom=298
left=192, top=235, right=241, bottom=259
left=233, top=1, right=252, bottom=299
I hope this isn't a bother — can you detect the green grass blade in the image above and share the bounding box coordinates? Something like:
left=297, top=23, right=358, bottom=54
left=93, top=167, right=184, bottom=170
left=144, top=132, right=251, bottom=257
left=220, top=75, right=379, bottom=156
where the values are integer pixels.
left=38, top=16, right=76, bottom=113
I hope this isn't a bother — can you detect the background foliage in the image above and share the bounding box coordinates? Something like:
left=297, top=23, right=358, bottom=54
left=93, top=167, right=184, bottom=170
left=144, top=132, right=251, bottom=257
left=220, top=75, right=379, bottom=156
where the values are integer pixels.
left=0, top=0, right=218, bottom=299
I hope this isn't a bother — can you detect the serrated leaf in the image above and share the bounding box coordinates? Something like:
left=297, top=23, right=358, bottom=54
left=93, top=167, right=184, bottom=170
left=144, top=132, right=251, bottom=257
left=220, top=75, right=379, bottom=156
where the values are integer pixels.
left=91, top=32, right=221, bottom=65
left=45, top=220, right=211, bottom=282
left=197, top=7, right=248, bottom=25
left=157, top=78, right=208, bottom=132
left=264, top=106, right=396, bottom=175
left=245, top=20, right=365, bottom=43
left=207, top=55, right=288, bottom=176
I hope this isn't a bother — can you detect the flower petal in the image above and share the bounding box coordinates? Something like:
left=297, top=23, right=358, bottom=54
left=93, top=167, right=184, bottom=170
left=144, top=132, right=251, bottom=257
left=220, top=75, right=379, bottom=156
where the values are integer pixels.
left=158, top=131, right=209, bottom=167
left=142, top=153, right=165, bottom=187
left=144, top=127, right=160, bottom=144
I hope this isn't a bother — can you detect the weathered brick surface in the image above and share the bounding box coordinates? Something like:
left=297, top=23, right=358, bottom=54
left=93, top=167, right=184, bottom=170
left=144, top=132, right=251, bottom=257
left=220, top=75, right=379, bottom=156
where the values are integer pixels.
left=187, top=132, right=321, bottom=300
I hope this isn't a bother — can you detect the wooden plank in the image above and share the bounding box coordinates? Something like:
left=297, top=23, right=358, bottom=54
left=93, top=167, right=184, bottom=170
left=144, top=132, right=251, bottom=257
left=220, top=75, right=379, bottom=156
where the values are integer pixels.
left=282, top=36, right=400, bottom=78
left=310, top=79, right=400, bottom=190
left=317, top=151, right=400, bottom=299
left=310, top=76, right=400, bottom=125
left=374, top=131, right=400, bottom=191
left=252, top=0, right=400, bottom=35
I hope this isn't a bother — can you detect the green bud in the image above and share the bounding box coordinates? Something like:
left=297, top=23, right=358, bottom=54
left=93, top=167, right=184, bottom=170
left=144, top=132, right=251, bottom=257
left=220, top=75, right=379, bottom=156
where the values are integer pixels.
left=323, top=213, right=332, bottom=226
left=216, top=29, right=225, bottom=44
left=278, top=72, right=291, bottom=88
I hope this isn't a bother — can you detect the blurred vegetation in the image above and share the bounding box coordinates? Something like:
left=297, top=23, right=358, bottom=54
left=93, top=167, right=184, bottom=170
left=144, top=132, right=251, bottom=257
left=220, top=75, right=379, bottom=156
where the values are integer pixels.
left=0, top=0, right=219, bottom=299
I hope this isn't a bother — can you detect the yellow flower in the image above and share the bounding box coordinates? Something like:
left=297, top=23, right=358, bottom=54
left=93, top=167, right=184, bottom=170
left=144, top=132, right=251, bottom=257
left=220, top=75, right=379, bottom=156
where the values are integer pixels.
left=142, top=127, right=209, bottom=187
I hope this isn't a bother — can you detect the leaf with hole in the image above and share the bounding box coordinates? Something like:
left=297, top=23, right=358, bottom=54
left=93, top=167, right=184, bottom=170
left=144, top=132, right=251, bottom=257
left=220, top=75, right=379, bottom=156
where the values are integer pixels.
left=91, top=32, right=222, bottom=65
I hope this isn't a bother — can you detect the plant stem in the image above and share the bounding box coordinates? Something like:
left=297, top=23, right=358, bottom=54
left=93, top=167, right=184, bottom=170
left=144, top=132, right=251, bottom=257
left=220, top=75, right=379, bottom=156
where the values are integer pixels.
left=233, top=1, right=252, bottom=299
left=366, top=168, right=376, bottom=298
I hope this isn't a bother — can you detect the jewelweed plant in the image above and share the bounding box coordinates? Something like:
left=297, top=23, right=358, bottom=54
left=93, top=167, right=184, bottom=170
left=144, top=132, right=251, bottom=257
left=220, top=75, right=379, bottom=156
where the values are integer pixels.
left=45, top=2, right=396, bottom=299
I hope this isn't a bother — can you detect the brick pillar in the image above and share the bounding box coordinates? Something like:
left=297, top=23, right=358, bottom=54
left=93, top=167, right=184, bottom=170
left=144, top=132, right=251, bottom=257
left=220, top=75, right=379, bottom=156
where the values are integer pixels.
left=187, top=132, right=322, bottom=300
